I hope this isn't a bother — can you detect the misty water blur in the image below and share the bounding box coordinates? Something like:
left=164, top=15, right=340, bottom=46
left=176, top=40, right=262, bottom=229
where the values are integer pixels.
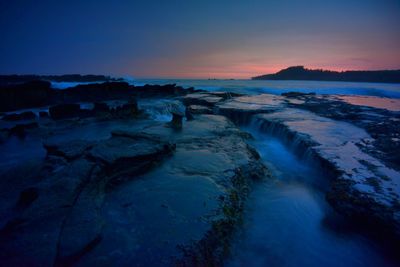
left=226, top=126, right=398, bottom=267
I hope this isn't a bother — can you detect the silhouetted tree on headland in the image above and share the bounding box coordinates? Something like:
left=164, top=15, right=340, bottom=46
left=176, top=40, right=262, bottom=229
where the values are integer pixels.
left=252, top=66, right=400, bottom=83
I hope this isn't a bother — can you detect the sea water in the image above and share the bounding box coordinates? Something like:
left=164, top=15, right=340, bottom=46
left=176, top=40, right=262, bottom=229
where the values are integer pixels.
left=130, top=78, right=400, bottom=98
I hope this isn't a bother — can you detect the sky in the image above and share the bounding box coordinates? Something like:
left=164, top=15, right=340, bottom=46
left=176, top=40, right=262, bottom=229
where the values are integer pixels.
left=0, top=0, right=399, bottom=78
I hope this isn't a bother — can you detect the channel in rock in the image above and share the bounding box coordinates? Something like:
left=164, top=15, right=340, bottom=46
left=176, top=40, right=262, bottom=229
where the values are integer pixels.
left=252, top=108, right=400, bottom=237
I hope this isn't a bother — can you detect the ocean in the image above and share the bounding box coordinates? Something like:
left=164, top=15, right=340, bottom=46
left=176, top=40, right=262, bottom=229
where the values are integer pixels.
left=131, top=79, right=400, bottom=98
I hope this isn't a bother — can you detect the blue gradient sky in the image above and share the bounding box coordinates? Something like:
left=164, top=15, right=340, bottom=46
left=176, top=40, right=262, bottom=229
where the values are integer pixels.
left=0, top=0, right=399, bottom=78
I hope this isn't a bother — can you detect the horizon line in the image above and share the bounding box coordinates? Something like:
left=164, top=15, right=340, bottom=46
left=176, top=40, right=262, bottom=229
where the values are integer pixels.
left=2, top=65, right=400, bottom=80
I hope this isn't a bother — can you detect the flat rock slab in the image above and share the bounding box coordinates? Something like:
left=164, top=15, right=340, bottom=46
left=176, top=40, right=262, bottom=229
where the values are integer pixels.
left=89, top=135, right=169, bottom=165
left=0, top=114, right=266, bottom=266
left=333, top=95, right=400, bottom=112
left=0, top=131, right=175, bottom=266
left=182, top=93, right=224, bottom=107
left=217, top=94, right=285, bottom=111
left=282, top=93, right=400, bottom=172
left=74, top=115, right=265, bottom=266
left=186, top=105, right=213, bottom=114
left=215, top=94, right=286, bottom=124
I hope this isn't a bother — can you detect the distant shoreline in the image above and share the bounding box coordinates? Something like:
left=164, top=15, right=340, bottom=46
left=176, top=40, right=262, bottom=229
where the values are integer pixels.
left=252, top=66, right=400, bottom=84
left=2, top=72, right=400, bottom=85
left=0, top=74, right=121, bottom=85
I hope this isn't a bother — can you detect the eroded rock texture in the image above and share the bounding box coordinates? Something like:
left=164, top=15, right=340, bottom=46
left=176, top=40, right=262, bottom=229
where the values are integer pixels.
left=0, top=111, right=266, bottom=266
left=181, top=91, right=400, bottom=239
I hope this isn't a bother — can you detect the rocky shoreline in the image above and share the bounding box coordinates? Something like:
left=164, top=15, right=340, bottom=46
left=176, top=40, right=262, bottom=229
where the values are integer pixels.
left=0, top=81, right=399, bottom=266
left=186, top=91, right=400, bottom=239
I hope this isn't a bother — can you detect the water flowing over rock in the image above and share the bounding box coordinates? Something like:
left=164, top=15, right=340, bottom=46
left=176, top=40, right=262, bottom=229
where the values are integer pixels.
left=254, top=110, right=400, bottom=235
left=217, top=97, right=400, bottom=238
left=0, top=80, right=399, bottom=266
left=183, top=91, right=400, bottom=238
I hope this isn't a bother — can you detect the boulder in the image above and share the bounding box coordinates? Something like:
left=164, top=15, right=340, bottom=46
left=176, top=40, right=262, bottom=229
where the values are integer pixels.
left=167, top=102, right=185, bottom=129
left=170, top=113, right=183, bottom=129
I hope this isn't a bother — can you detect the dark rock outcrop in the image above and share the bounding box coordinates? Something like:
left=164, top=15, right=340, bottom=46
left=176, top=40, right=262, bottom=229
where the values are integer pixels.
left=281, top=91, right=316, bottom=98
left=1, top=111, right=36, bottom=121
left=0, top=80, right=53, bottom=112
left=49, top=104, right=82, bottom=120
left=167, top=102, right=185, bottom=129
left=170, top=113, right=183, bottom=129
left=89, top=99, right=139, bottom=119
left=0, top=80, right=199, bottom=112
left=61, top=82, right=132, bottom=103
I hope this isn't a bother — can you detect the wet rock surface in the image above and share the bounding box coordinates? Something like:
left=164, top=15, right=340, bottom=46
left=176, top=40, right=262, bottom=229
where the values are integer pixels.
left=182, top=92, right=228, bottom=107
left=217, top=93, right=400, bottom=239
left=0, top=130, right=176, bottom=266
left=0, top=96, right=266, bottom=267
left=185, top=91, right=400, bottom=239
left=254, top=110, right=400, bottom=236
left=1, top=82, right=400, bottom=266
left=186, top=105, right=213, bottom=115
left=278, top=93, right=400, bottom=169
left=216, top=94, right=286, bottom=124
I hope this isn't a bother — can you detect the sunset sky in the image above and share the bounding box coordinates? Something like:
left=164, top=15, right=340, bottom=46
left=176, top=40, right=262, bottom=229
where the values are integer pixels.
left=1, top=0, right=399, bottom=78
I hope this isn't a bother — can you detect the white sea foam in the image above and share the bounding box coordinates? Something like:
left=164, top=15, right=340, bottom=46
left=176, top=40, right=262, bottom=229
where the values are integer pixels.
left=129, top=79, right=400, bottom=98
left=50, top=81, right=102, bottom=89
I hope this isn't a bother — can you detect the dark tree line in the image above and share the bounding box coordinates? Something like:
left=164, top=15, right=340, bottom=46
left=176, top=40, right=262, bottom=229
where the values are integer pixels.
left=252, top=66, right=400, bottom=83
